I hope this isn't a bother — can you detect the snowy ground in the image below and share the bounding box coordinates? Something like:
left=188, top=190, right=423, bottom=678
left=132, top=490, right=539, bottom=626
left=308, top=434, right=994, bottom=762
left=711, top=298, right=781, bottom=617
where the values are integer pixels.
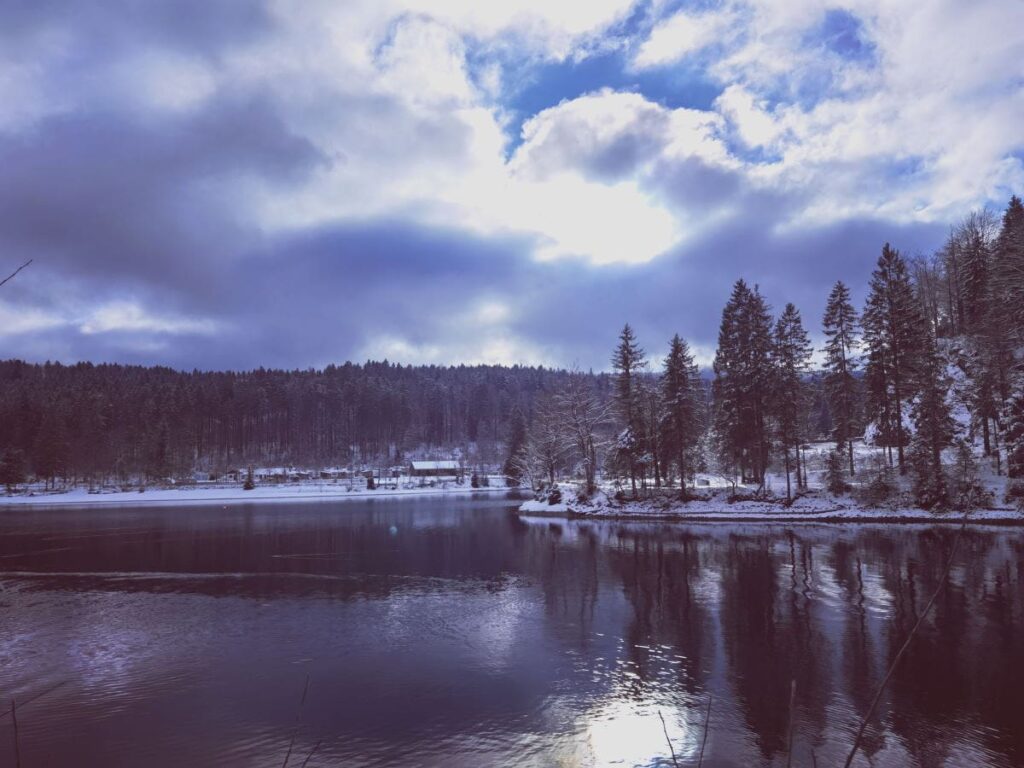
left=520, top=437, right=1023, bottom=525
left=520, top=491, right=1024, bottom=525
left=0, top=478, right=520, bottom=509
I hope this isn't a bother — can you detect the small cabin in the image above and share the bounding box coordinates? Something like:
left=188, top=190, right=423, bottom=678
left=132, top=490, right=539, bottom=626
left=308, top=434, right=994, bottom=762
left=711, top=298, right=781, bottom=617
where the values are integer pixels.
left=409, top=460, right=461, bottom=477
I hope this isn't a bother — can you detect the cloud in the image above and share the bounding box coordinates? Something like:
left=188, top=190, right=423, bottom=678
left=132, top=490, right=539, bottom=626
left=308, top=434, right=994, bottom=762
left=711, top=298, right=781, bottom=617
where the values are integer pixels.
left=80, top=302, right=222, bottom=336
left=632, top=8, right=740, bottom=69
left=0, top=0, right=1021, bottom=372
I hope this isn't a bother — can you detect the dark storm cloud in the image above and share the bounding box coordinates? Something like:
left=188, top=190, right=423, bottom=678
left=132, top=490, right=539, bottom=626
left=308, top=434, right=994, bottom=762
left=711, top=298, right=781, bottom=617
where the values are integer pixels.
left=0, top=94, right=324, bottom=303
left=0, top=0, right=275, bottom=56
left=0, top=203, right=944, bottom=371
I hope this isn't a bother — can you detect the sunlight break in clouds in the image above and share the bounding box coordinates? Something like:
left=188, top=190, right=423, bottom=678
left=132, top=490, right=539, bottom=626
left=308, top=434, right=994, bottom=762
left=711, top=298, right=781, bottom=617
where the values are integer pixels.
left=0, top=0, right=1021, bottom=368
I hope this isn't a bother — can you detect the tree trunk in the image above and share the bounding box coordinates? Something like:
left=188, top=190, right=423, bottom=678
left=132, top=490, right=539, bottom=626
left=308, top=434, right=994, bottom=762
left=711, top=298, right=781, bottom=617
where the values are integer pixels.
left=784, top=447, right=792, bottom=501
left=679, top=447, right=686, bottom=498
left=794, top=442, right=803, bottom=490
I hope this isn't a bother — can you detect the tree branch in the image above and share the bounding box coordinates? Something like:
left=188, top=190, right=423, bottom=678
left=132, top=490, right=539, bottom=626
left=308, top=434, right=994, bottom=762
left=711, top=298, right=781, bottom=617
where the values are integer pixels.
left=0, top=260, right=32, bottom=289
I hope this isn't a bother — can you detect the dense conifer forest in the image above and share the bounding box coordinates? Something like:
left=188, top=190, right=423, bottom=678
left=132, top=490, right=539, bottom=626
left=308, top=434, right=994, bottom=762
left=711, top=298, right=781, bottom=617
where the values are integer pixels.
left=0, top=361, right=605, bottom=483
left=2, top=195, right=1023, bottom=511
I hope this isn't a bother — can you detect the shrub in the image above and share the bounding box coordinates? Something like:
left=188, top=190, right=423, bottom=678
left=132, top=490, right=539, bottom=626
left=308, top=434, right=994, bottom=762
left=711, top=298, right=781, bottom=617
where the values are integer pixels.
left=949, top=443, right=991, bottom=511
left=855, top=457, right=896, bottom=506
left=1005, top=480, right=1024, bottom=509
left=826, top=451, right=850, bottom=495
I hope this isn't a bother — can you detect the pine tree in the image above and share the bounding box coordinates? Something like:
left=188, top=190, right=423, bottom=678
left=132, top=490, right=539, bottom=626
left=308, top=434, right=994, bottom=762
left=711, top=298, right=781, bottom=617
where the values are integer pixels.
left=502, top=407, right=528, bottom=485
left=825, top=450, right=849, bottom=494
left=660, top=334, right=701, bottom=497
left=33, top=410, right=68, bottom=488
left=979, top=196, right=1024, bottom=460
left=1004, top=380, right=1024, bottom=479
left=713, top=280, right=775, bottom=485
left=611, top=324, right=646, bottom=496
left=909, top=339, right=956, bottom=509
left=862, top=244, right=926, bottom=474
left=772, top=303, right=812, bottom=500
left=956, top=211, right=996, bottom=335
left=822, top=281, right=860, bottom=475
left=991, top=196, right=1024, bottom=343
left=0, top=448, right=26, bottom=492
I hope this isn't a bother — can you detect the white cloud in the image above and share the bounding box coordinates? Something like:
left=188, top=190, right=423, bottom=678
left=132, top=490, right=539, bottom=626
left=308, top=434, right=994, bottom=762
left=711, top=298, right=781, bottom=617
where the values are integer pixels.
left=511, top=89, right=730, bottom=179
left=80, top=302, right=221, bottom=336
left=359, top=333, right=555, bottom=367
left=0, top=302, right=65, bottom=335
left=630, top=0, right=1024, bottom=224
left=633, top=8, right=739, bottom=69
left=375, top=17, right=476, bottom=108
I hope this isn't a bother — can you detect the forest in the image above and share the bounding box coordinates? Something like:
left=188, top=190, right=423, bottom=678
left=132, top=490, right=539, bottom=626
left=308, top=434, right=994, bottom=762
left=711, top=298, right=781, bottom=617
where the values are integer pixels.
left=2, top=195, right=1023, bottom=511
left=507, top=195, right=1024, bottom=510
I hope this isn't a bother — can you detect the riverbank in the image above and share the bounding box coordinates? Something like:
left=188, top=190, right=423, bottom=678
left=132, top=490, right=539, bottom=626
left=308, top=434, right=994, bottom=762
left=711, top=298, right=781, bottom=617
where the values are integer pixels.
left=519, top=489, right=1024, bottom=525
left=0, top=483, right=521, bottom=509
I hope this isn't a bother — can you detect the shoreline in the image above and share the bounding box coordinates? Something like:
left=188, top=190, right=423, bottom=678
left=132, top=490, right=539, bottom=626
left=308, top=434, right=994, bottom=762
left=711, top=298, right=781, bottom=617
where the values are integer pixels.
left=518, top=495, right=1024, bottom=526
left=0, top=484, right=523, bottom=510
left=519, top=508, right=1024, bottom=526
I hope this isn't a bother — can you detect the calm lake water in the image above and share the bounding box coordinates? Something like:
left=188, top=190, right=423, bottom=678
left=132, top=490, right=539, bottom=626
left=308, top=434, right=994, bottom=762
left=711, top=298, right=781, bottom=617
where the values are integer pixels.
left=1, top=498, right=1022, bottom=767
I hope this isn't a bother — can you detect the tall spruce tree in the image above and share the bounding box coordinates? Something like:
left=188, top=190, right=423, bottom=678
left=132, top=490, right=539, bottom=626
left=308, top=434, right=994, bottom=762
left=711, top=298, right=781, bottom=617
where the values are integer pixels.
left=772, top=303, right=812, bottom=500
left=502, top=407, right=528, bottom=485
left=956, top=211, right=996, bottom=335
left=611, top=324, right=646, bottom=496
left=971, top=197, right=1024, bottom=465
left=862, top=244, right=926, bottom=474
left=909, top=338, right=956, bottom=508
left=660, top=334, right=701, bottom=496
left=713, top=280, right=775, bottom=486
left=1004, top=380, right=1024, bottom=480
left=0, top=448, right=26, bottom=492
left=991, top=196, right=1024, bottom=344
left=33, top=409, right=68, bottom=488
left=822, top=281, right=860, bottom=475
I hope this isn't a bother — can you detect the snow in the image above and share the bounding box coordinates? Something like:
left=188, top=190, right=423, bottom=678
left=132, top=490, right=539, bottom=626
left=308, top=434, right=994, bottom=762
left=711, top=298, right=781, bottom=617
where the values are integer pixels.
left=0, top=482, right=519, bottom=509
left=409, top=460, right=462, bottom=471
left=519, top=436, right=1024, bottom=526
left=519, top=489, right=1024, bottom=524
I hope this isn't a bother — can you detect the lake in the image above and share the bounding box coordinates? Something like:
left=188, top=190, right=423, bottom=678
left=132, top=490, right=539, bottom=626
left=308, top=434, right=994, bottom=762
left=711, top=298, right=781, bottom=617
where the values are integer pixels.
left=1, top=498, right=1022, bottom=767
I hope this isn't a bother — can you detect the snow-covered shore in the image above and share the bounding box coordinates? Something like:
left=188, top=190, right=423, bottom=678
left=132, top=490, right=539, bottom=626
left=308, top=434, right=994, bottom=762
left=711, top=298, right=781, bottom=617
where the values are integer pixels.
left=519, top=490, right=1024, bottom=525
left=0, top=483, right=522, bottom=509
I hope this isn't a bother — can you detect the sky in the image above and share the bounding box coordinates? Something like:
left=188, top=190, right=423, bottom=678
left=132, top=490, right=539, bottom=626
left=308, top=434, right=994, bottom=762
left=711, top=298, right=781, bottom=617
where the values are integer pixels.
left=0, top=0, right=1022, bottom=372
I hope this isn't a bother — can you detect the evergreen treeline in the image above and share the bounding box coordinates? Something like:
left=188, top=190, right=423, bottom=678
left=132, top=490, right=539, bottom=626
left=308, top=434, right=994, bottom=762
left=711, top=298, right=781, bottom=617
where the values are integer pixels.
left=514, top=194, right=1024, bottom=510
left=0, top=360, right=605, bottom=486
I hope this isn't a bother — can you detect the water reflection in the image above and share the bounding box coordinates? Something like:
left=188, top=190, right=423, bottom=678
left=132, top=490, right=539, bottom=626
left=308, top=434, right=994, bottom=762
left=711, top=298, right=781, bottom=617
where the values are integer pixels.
left=1, top=500, right=1022, bottom=767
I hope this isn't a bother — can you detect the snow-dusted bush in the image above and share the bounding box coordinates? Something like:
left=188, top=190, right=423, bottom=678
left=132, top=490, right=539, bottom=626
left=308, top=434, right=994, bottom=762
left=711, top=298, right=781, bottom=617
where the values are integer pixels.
left=826, top=451, right=850, bottom=494
left=949, top=442, right=991, bottom=511
left=855, top=455, right=896, bottom=506
left=1005, top=481, right=1024, bottom=510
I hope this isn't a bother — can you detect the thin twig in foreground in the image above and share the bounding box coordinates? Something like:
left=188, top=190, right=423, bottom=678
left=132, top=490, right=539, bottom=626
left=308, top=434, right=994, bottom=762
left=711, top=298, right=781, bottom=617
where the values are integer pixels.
left=300, top=740, right=322, bottom=768
left=11, top=699, right=21, bottom=768
left=0, top=260, right=31, bottom=289
left=697, top=695, right=712, bottom=768
left=282, top=674, right=311, bottom=768
left=0, top=680, right=68, bottom=720
left=842, top=521, right=966, bottom=768
left=657, top=710, right=680, bottom=768
left=785, top=678, right=796, bottom=768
